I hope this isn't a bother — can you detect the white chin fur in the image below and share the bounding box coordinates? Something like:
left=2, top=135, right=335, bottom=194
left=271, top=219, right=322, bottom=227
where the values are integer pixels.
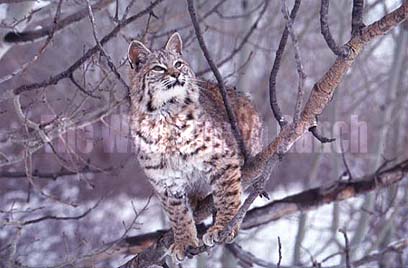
left=153, top=85, right=187, bottom=108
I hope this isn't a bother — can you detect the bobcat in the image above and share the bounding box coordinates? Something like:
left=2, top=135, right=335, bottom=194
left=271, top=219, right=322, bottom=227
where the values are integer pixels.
left=128, top=32, right=262, bottom=261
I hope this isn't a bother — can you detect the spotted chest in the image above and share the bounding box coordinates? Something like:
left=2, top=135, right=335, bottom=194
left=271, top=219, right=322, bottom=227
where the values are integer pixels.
left=130, top=104, right=233, bottom=191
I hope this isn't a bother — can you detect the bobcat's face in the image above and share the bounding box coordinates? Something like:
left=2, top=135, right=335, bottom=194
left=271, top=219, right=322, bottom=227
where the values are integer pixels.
left=128, top=33, right=197, bottom=113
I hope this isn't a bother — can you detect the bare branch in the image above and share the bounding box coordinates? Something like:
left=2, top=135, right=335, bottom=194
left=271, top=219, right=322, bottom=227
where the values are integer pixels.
left=21, top=199, right=100, bottom=226
left=277, top=236, right=282, bottom=268
left=320, top=0, right=349, bottom=56
left=269, top=0, right=301, bottom=127
left=196, top=0, right=268, bottom=76
left=0, top=0, right=37, bottom=3
left=69, top=74, right=101, bottom=99
left=309, top=126, right=336, bottom=143
left=280, top=0, right=306, bottom=124
left=0, top=0, right=63, bottom=84
left=351, top=0, right=365, bottom=36
left=226, top=242, right=286, bottom=268
left=0, top=165, right=114, bottom=180
left=3, top=0, right=114, bottom=43
left=352, top=239, right=408, bottom=267
left=118, top=159, right=408, bottom=267
left=338, top=229, right=352, bottom=268
left=340, top=140, right=354, bottom=181
left=243, top=1, right=408, bottom=181
left=86, top=0, right=130, bottom=92
left=186, top=0, right=248, bottom=159
left=3, top=0, right=164, bottom=101
left=154, top=0, right=227, bottom=39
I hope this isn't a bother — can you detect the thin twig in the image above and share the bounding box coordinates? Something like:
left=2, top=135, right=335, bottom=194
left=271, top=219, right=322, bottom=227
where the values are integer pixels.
left=339, top=229, right=352, bottom=268
left=352, top=239, right=408, bottom=267
left=0, top=165, right=114, bottom=180
left=86, top=0, right=130, bottom=92
left=280, top=0, right=306, bottom=124
left=351, top=0, right=365, bottom=36
left=196, top=0, right=268, bottom=76
left=21, top=199, right=101, bottom=226
left=154, top=0, right=227, bottom=39
left=3, top=0, right=114, bottom=43
left=309, top=125, right=336, bottom=143
left=121, top=0, right=138, bottom=21
left=114, top=0, right=119, bottom=22
left=8, top=0, right=164, bottom=99
left=277, top=236, right=282, bottom=268
left=69, top=73, right=101, bottom=99
left=320, top=0, right=349, bottom=56
left=340, top=138, right=353, bottom=181
left=227, top=242, right=285, bottom=268
left=269, top=0, right=301, bottom=128
left=0, top=0, right=64, bottom=85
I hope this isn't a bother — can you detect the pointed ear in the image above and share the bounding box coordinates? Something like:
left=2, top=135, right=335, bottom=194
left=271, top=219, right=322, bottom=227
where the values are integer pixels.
left=165, top=32, right=183, bottom=54
left=128, top=40, right=151, bottom=68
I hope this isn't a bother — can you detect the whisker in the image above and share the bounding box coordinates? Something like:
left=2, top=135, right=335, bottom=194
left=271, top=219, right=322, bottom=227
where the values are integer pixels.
left=187, top=78, right=206, bottom=82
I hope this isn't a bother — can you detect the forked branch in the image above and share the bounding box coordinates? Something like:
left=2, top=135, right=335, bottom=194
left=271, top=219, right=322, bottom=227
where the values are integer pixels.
left=243, top=1, right=408, bottom=181
left=117, top=159, right=408, bottom=267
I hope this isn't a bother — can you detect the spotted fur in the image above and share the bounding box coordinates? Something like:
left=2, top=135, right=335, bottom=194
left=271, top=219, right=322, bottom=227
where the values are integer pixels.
left=128, top=33, right=262, bottom=261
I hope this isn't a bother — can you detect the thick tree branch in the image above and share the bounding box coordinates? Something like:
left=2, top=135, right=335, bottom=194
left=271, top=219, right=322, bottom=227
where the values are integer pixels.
left=117, top=159, right=408, bottom=267
left=243, top=1, right=408, bottom=181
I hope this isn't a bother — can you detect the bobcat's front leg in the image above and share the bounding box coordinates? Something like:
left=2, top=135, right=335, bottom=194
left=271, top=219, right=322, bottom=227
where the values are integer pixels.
left=203, top=161, right=242, bottom=246
left=159, top=188, right=199, bottom=261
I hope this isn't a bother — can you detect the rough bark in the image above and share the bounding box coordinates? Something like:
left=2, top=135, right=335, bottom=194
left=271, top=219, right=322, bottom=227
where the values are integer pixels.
left=115, top=159, right=408, bottom=267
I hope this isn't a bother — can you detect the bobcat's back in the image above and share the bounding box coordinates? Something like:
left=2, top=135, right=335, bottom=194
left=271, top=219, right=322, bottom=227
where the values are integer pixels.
left=198, top=81, right=263, bottom=158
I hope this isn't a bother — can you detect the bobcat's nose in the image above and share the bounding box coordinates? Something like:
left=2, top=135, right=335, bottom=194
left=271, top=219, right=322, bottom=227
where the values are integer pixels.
left=167, top=67, right=180, bottom=78
left=166, top=68, right=184, bottom=88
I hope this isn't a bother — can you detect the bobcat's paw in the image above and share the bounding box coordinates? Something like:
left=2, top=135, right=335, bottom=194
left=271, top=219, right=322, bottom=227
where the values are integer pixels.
left=168, top=237, right=199, bottom=262
left=202, top=224, right=239, bottom=247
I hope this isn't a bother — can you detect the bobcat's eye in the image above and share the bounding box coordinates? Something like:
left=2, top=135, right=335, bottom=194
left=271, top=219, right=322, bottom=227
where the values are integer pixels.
left=152, top=65, right=166, bottom=72
left=174, top=61, right=183, bottom=68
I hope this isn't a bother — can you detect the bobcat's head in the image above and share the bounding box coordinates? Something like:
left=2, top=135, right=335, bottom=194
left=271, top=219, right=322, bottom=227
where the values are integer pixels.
left=128, top=33, right=198, bottom=113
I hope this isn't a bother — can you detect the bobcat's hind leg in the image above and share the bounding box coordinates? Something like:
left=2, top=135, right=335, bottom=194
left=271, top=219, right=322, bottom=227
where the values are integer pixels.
left=203, top=162, right=242, bottom=246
